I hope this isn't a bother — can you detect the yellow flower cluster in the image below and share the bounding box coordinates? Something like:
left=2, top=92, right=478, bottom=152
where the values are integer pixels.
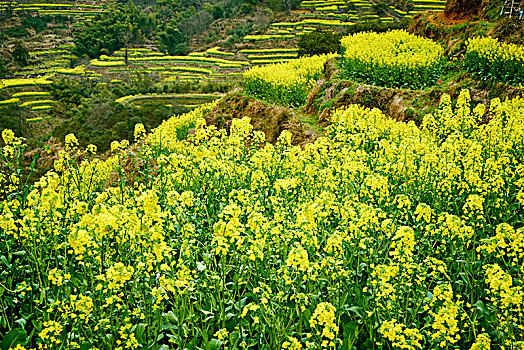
left=380, top=319, right=423, bottom=350
left=39, top=320, right=63, bottom=345
left=465, top=36, right=524, bottom=84
left=243, top=54, right=334, bottom=106
left=3, top=89, right=524, bottom=349
left=428, top=283, right=461, bottom=347
left=106, top=262, right=135, bottom=289
left=0, top=129, right=25, bottom=199
left=282, top=337, right=302, bottom=349
left=470, top=333, right=491, bottom=350
left=340, top=30, right=443, bottom=88
left=310, top=302, right=338, bottom=347
left=146, top=100, right=219, bottom=150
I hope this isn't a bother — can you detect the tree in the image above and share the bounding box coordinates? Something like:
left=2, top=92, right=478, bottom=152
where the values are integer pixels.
left=372, top=3, right=389, bottom=16
left=0, top=59, right=9, bottom=79
left=156, top=25, right=187, bottom=55
left=121, top=27, right=133, bottom=65
left=298, top=28, right=341, bottom=57
left=178, top=11, right=213, bottom=37
left=11, top=41, right=29, bottom=66
left=281, top=0, right=301, bottom=13
left=73, top=3, right=155, bottom=58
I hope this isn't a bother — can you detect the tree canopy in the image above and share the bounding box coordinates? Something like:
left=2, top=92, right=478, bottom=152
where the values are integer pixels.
left=73, top=2, right=155, bottom=58
left=298, top=28, right=341, bottom=57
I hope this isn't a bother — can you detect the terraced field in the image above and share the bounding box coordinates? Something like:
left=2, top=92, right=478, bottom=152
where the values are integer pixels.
left=0, top=77, right=56, bottom=122
left=0, top=0, right=448, bottom=124
left=386, top=0, right=447, bottom=17
left=114, top=93, right=223, bottom=112
left=0, top=1, right=110, bottom=26
left=245, top=0, right=447, bottom=42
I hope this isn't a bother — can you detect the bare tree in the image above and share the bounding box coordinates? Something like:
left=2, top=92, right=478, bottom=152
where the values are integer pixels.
left=357, top=7, right=364, bottom=21
left=121, top=29, right=133, bottom=66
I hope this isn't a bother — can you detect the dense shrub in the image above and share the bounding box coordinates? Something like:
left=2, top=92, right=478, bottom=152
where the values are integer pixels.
left=0, top=59, right=8, bottom=79
left=298, top=28, right=341, bottom=57
left=2, top=25, right=30, bottom=38
left=343, top=18, right=410, bottom=35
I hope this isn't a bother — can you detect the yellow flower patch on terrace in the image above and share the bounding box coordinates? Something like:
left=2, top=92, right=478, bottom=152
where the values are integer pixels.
left=247, top=53, right=298, bottom=60
left=239, top=48, right=298, bottom=54
left=56, top=65, right=87, bottom=75
left=341, top=30, right=443, bottom=88
left=206, top=46, right=234, bottom=56
left=12, top=91, right=51, bottom=97
left=243, top=34, right=295, bottom=40
left=243, top=54, right=333, bottom=106
left=125, top=54, right=250, bottom=66
left=0, top=77, right=53, bottom=89
left=465, top=36, right=524, bottom=84
left=89, top=59, right=126, bottom=67
left=0, top=98, right=20, bottom=106
left=31, top=105, right=54, bottom=111
left=19, top=99, right=55, bottom=107
left=271, top=18, right=354, bottom=27
left=250, top=58, right=295, bottom=65
left=169, top=66, right=213, bottom=75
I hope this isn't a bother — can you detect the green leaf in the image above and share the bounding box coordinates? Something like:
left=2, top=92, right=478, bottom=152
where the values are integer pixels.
left=458, top=272, right=469, bottom=285
left=210, top=339, right=223, bottom=350
left=473, top=300, right=489, bottom=315
left=346, top=306, right=364, bottom=317
left=164, top=311, right=178, bottom=323
left=14, top=318, right=26, bottom=329
left=302, top=308, right=312, bottom=326
left=1, top=328, right=27, bottom=350
left=342, top=322, right=358, bottom=350
left=135, top=323, right=147, bottom=343
left=0, top=256, right=11, bottom=269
